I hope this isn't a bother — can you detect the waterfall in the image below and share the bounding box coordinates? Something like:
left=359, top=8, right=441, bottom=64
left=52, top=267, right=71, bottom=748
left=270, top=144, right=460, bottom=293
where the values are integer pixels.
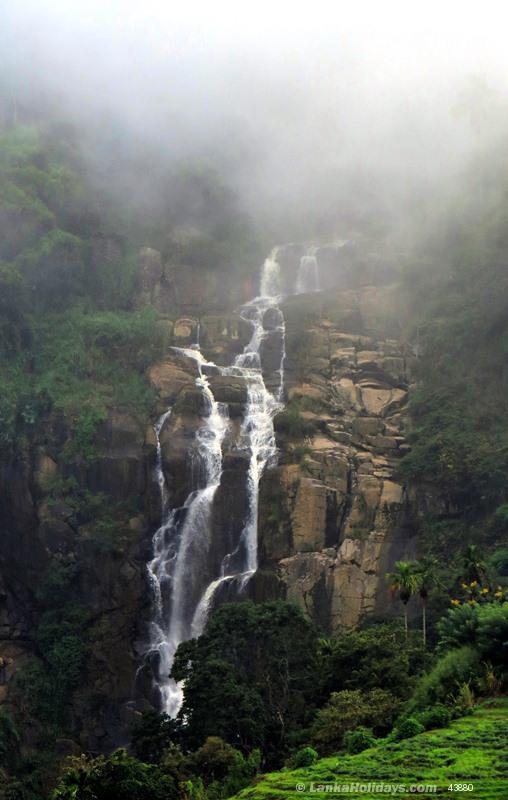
left=296, top=250, right=320, bottom=294
left=260, top=248, right=281, bottom=296
left=142, top=251, right=287, bottom=716
left=144, top=352, right=229, bottom=716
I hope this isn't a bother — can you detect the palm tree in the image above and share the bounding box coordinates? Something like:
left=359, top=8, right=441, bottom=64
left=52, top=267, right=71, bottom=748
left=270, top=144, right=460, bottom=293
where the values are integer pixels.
left=386, top=561, right=420, bottom=639
left=462, top=544, right=487, bottom=584
left=414, top=557, right=441, bottom=646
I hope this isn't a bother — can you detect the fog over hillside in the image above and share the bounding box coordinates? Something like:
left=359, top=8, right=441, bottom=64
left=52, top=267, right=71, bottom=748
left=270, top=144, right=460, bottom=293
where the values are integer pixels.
left=2, top=5, right=508, bottom=798
left=3, top=1, right=508, bottom=237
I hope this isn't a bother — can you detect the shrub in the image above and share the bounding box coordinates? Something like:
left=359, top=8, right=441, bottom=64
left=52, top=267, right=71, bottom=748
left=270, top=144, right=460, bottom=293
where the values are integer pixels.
left=407, top=646, right=481, bottom=713
left=393, top=717, right=425, bottom=741
left=487, top=545, right=508, bottom=577
left=287, top=445, right=313, bottom=464
left=455, top=681, right=475, bottom=712
left=63, top=406, right=107, bottom=464
left=476, top=602, right=508, bottom=666
left=36, top=561, right=78, bottom=609
left=479, top=662, right=503, bottom=696
left=437, top=604, right=479, bottom=653
left=438, top=602, right=508, bottom=668
left=344, top=727, right=376, bottom=754
left=274, top=405, right=317, bottom=439
left=11, top=567, right=89, bottom=733
left=51, top=749, right=178, bottom=800
left=186, top=737, right=239, bottom=783
left=417, top=704, right=451, bottom=730
left=311, top=689, right=400, bottom=754
left=183, top=737, right=260, bottom=800
left=287, top=746, right=319, bottom=769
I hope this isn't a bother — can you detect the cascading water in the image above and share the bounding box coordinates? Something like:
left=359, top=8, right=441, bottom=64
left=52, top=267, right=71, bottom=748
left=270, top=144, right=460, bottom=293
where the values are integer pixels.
left=145, top=352, right=229, bottom=715
left=142, top=247, right=296, bottom=716
left=296, top=247, right=320, bottom=294
left=260, top=248, right=282, bottom=297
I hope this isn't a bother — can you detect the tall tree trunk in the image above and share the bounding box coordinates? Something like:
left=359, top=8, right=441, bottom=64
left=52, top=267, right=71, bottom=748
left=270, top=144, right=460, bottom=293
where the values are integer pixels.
left=422, top=599, right=427, bottom=647
left=404, top=605, right=408, bottom=639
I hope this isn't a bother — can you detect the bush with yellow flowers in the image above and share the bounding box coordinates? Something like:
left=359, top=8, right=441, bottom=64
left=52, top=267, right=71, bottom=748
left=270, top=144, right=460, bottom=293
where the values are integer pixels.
left=450, top=581, right=506, bottom=608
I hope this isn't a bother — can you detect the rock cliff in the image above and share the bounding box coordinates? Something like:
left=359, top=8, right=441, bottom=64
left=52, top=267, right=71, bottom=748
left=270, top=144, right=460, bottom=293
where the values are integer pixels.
left=0, top=241, right=418, bottom=749
left=257, top=284, right=415, bottom=630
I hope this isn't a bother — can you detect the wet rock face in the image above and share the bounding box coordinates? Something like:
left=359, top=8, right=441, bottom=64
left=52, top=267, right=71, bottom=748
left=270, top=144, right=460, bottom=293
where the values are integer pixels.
left=136, top=246, right=254, bottom=316
left=0, top=407, right=155, bottom=751
left=257, top=284, right=417, bottom=632
left=145, top=281, right=418, bottom=636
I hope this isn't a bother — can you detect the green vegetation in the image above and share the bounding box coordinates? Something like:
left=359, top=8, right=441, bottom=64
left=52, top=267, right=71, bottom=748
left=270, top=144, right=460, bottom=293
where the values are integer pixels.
left=2, top=81, right=508, bottom=800
left=0, top=121, right=162, bottom=452
left=0, top=712, right=20, bottom=773
left=3, top=592, right=504, bottom=799
left=343, top=726, right=376, bottom=755
left=0, top=116, right=269, bottom=800
left=274, top=403, right=319, bottom=440
left=317, top=624, right=427, bottom=701
left=399, top=152, right=508, bottom=517
left=0, top=121, right=261, bottom=458
left=232, top=699, right=508, bottom=799
left=49, top=735, right=262, bottom=800
left=171, top=601, right=320, bottom=765
left=131, top=711, right=181, bottom=764
left=437, top=602, right=508, bottom=662
left=9, top=560, right=89, bottom=738
left=385, top=561, right=421, bottom=637
left=51, top=749, right=179, bottom=800
left=310, top=689, right=400, bottom=754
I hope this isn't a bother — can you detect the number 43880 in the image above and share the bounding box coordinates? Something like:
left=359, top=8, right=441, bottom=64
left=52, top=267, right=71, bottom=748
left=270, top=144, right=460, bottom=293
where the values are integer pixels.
left=448, top=785, right=474, bottom=792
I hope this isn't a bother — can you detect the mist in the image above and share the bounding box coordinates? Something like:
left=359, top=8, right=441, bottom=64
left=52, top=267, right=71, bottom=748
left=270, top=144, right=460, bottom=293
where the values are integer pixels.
left=3, top=0, right=508, bottom=239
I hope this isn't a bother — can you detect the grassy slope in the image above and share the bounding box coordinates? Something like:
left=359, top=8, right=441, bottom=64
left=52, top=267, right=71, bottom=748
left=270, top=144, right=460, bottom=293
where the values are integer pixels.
left=233, top=699, right=508, bottom=800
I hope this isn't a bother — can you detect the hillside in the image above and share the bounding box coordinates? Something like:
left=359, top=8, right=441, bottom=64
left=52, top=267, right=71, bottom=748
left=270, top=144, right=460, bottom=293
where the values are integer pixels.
left=234, top=699, right=508, bottom=800
left=1, top=99, right=508, bottom=800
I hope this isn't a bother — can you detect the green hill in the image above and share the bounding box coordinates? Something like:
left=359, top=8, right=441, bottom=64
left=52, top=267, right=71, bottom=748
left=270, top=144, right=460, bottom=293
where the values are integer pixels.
left=233, top=699, right=508, bottom=800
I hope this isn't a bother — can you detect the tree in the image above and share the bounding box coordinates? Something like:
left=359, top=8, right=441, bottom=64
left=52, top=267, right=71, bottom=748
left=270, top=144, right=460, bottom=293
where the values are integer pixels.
left=386, top=561, right=420, bottom=638
left=171, top=601, right=320, bottom=766
left=318, top=624, right=427, bottom=701
left=310, top=689, right=400, bottom=754
left=184, top=736, right=260, bottom=798
left=414, top=557, right=441, bottom=646
left=437, top=603, right=480, bottom=653
left=475, top=602, right=508, bottom=666
left=437, top=600, right=508, bottom=669
left=131, top=710, right=180, bottom=764
left=461, top=544, right=488, bottom=584
left=51, top=749, right=178, bottom=800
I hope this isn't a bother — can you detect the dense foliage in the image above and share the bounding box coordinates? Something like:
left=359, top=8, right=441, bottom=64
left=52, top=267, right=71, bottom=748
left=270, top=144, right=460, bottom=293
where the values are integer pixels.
left=51, top=750, right=178, bottom=800
left=0, top=120, right=262, bottom=453
left=400, top=154, right=508, bottom=516
left=171, top=601, right=320, bottom=765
